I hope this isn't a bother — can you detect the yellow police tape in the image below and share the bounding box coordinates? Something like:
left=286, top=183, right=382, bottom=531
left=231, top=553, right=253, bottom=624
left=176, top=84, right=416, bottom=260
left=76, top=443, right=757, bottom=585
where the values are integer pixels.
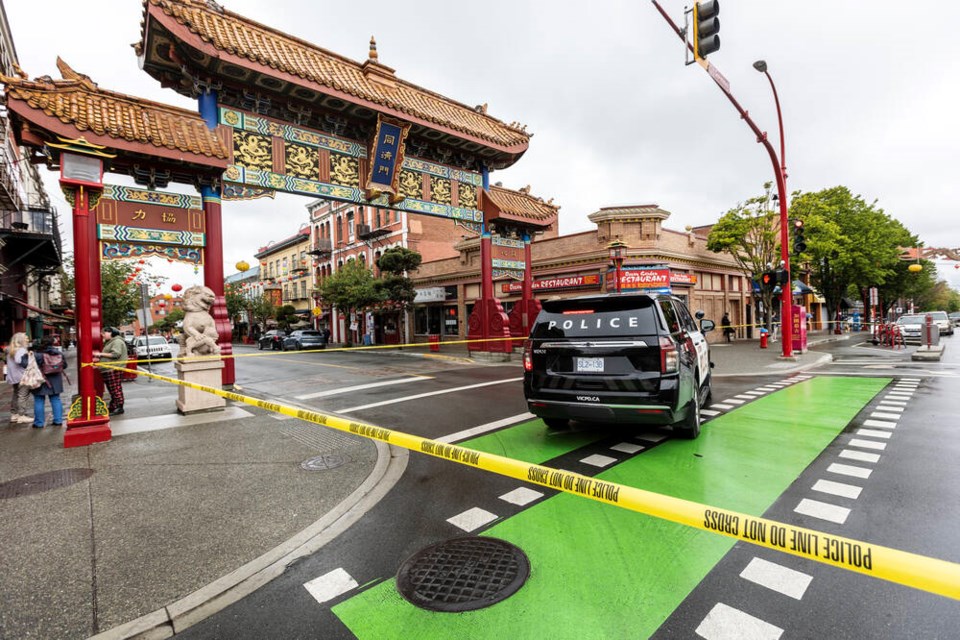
left=95, top=362, right=960, bottom=601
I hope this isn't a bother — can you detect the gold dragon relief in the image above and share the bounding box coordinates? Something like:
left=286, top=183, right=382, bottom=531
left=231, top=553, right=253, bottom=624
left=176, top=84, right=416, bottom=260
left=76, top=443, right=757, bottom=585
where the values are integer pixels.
left=330, top=153, right=360, bottom=187
left=458, top=183, right=477, bottom=209
left=399, top=169, right=423, bottom=200
left=431, top=177, right=452, bottom=205
left=285, top=143, right=319, bottom=180
left=233, top=131, right=273, bottom=172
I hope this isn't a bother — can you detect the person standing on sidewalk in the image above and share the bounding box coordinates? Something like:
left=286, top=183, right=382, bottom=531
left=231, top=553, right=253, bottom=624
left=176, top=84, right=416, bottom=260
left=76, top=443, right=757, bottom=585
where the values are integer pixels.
left=95, top=326, right=127, bottom=416
left=721, top=312, right=733, bottom=343
left=5, top=332, right=34, bottom=424
left=29, top=337, right=65, bottom=429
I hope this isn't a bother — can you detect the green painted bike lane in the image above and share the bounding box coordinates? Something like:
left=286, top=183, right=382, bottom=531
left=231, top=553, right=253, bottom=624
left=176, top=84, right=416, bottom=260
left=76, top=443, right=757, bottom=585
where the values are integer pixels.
left=334, top=376, right=888, bottom=639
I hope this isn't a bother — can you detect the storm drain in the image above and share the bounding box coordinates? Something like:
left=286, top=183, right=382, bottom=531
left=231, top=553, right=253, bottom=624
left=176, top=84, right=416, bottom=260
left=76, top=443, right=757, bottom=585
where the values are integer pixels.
left=396, top=536, right=529, bottom=612
left=300, top=453, right=347, bottom=471
left=0, top=468, right=94, bottom=499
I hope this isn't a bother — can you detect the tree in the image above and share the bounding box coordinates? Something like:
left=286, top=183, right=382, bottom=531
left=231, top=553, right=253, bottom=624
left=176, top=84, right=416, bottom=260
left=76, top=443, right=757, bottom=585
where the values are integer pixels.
left=789, top=186, right=914, bottom=326
left=153, top=308, right=184, bottom=333
left=705, top=183, right=780, bottom=327
left=320, top=259, right=380, bottom=346
left=276, top=304, right=299, bottom=331
left=248, top=293, right=276, bottom=330
left=224, top=282, right=247, bottom=322
left=375, top=247, right=422, bottom=340
left=59, top=256, right=167, bottom=328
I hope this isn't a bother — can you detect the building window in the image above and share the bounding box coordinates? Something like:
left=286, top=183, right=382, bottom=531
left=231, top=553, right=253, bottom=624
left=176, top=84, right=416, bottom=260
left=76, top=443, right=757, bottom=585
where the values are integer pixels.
left=443, top=306, right=459, bottom=335
left=414, top=306, right=442, bottom=335
left=347, top=211, right=355, bottom=242
left=301, top=280, right=307, bottom=299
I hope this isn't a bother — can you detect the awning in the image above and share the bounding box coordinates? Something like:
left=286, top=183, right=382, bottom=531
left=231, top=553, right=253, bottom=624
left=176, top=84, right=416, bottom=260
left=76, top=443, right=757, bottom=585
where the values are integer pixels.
left=792, top=280, right=815, bottom=295
left=12, top=298, right=73, bottom=322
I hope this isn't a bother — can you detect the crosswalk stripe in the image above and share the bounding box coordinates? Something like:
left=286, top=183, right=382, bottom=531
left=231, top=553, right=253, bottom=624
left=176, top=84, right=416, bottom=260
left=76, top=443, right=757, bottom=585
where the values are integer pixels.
left=447, top=507, right=498, bottom=532
left=696, top=603, right=784, bottom=640
left=739, top=557, right=813, bottom=600
left=709, top=404, right=734, bottom=410
left=863, top=419, right=897, bottom=429
left=839, top=449, right=881, bottom=463
left=700, top=409, right=721, bottom=417
left=828, top=463, right=872, bottom=479
left=499, top=487, right=543, bottom=506
left=856, top=428, right=892, bottom=439
left=581, top=454, right=618, bottom=468
left=610, top=442, right=645, bottom=454
left=295, top=376, right=430, bottom=400
left=723, top=398, right=746, bottom=405
left=303, top=568, right=358, bottom=604
left=848, top=438, right=887, bottom=451
left=812, top=479, right=862, bottom=499
left=875, top=405, right=904, bottom=413
left=795, top=498, right=850, bottom=524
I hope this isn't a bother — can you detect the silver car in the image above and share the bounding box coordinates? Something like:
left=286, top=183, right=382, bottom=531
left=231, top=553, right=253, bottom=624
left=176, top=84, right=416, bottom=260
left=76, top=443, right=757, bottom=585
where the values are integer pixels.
left=895, top=315, right=924, bottom=343
left=927, top=311, right=953, bottom=336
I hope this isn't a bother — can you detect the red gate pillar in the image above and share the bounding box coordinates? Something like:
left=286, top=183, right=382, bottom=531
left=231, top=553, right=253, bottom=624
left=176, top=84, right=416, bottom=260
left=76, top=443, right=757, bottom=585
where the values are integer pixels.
left=202, top=187, right=235, bottom=387
left=63, top=183, right=111, bottom=447
left=88, top=203, right=105, bottom=400
left=508, top=232, right=540, bottom=340
left=467, top=230, right=511, bottom=353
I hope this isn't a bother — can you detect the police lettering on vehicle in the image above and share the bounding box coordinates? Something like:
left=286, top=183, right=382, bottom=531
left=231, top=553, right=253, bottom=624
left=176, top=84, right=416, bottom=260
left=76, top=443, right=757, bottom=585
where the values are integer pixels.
left=547, top=316, right=641, bottom=332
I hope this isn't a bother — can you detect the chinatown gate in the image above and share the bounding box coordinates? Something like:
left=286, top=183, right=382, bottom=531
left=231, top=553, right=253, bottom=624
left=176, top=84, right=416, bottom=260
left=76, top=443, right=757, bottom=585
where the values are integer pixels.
left=0, top=0, right=554, bottom=447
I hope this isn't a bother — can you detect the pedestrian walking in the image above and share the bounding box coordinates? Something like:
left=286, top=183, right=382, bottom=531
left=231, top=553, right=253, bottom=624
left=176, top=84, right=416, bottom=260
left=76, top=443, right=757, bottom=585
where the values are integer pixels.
left=95, top=326, right=128, bottom=416
left=721, top=312, right=733, bottom=343
left=29, top=337, right=66, bottom=429
left=4, top=332, right=34, bottom=423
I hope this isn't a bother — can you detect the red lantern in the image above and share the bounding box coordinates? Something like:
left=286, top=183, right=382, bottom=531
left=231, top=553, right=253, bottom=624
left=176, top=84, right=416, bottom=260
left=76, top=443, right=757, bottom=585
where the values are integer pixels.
left=167, top=258, right=174, bottom=264
left=158, top=300, right=166, bottom=307
left=172, top=283, right=183, bottom=292
left=138, top=259, right=146, bottom=265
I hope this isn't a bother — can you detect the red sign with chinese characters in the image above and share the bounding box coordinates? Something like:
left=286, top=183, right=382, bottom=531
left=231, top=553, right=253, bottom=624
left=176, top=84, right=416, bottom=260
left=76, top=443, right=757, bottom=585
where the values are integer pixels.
left=96, top=196, right=204, bottom=233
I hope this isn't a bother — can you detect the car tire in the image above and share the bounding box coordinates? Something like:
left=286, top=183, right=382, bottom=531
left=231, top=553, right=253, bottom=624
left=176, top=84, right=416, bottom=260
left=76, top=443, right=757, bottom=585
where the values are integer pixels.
left=543, top=418, right=569, bottom=430
left=701, top=372, right=713, bottom=407
left=675, top=386, right=701, bottom=440
left=258, top=342, right=264, bottom=351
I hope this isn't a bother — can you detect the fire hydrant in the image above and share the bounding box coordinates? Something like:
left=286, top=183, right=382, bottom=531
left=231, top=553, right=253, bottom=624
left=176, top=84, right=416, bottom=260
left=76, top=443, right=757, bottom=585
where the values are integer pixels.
left=759, top=328, right=769, bottom=349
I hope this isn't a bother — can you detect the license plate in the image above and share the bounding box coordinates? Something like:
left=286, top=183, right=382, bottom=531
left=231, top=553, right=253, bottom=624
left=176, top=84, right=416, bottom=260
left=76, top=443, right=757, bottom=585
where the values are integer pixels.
left=576, top=357, right=604, bottom=373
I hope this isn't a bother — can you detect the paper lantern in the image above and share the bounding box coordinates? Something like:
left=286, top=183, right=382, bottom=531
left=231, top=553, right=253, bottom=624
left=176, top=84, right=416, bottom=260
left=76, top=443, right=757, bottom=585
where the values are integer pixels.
left=158, top=300, right=166, bottom=307
left=138, top=259, right=146, bottom=265
left=171, top=283, right=183, bottom=292
left=236, top=260, right=250, bottom=272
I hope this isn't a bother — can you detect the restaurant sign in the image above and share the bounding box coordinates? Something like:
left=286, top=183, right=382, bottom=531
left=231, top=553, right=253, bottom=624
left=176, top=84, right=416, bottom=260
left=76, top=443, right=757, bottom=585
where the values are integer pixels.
left=501, top=273, right=601, bottom=294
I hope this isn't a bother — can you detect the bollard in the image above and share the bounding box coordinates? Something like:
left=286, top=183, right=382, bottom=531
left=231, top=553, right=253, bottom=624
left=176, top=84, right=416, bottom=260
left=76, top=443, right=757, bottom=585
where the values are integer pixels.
left=122, top=353, right=139, bottom=381
left=759, top=328, right=768, bottom=349
left=925, top=314, right=933, bottom=347
left=428, top=334, right=440, bottom=352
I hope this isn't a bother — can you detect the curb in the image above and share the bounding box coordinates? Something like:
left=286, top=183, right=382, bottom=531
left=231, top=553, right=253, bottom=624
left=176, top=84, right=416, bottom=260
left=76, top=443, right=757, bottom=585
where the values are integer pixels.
left=89, top=441, right=409, bottom=640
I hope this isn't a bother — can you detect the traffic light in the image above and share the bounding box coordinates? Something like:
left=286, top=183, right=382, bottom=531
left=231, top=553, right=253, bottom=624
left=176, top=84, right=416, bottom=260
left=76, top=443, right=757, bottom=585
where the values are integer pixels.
left=760, top=270, right=775, bottom=291
left=777, top=268, right=790, bottom=286
left=792, top=219, right=807, bottom=255
left=693, top=1, right=721, bottom=59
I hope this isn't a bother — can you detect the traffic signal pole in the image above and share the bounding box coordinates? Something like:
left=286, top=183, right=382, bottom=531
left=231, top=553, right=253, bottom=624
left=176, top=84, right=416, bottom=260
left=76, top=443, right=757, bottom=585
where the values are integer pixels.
left=651, top=1, right=794, bottom=357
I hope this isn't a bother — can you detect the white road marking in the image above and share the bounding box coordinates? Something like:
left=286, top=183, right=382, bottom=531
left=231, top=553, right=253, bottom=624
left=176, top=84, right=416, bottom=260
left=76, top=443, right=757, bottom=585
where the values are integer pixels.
left=901, top=377, right=921, bottom=382
left=447, top=507, right=498, bottom=532
left=499, top=487, right=544, bottom=506
left=856, top=428, right=892, bottom=439
left=303, top=568, right=358, bottom=604
left=296, top=376, right=430, bottom=400
left=636, top=434, right=667, bottom=443
left=610, top=442, right=645, bottom=454
left=881, top=399, right=908, bottom=406
left=863, top=419, right=897, bottom=429
left=848, top=438, right=887, bottom=451
left=839, top=449, right=881, bottom=463
left=709, top=404, right=735, bottom=410
left=733, top=395, right=756, bottom=400
left=795, top=498, right=850, bottom=524
left=828, top=463, right=872, bottom=479
left=756, top=387, right=779, bottom=391
left=876, top=405, right=904, bottom=413
left=885, top=393, right=912, bottom=400
left=723, top=398, right=746, bottom=405
left=870, top=412, right=901, bottom=420
left=812, top=479, right=862, bottom=499
left=741, top=391, right=765, bottom=397
left=696, top=603, right=783, bottom=640
left=112, top=406, right=256, bottom=434
left=437, top=413, right=534, bottom=444
left=739, top=557, right=813, bottom=600
left=340, top=377, right=523, bottom=412
left=581, top=454, right=618, bottom=468
left=700, top=409, right=721, bottom=417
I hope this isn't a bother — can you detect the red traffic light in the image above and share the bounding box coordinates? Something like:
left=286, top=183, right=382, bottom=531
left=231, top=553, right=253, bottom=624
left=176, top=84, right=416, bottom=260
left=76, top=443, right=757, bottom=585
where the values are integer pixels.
left=793, top=219, right=804, bottom=229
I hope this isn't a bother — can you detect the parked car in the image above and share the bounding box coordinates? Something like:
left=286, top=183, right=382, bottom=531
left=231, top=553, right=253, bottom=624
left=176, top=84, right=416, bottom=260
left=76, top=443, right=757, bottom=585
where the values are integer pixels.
left=258, top=330, right=287, bottom=350
left=894, top=315, right=924, bottom=343
left=927, top=311, right=954, bottom=336
left=949, top=311, right=960, bottom=327
left=133, top=335, right=172, bottom=360
left=522, top=293, right=715, bottom=439
left=282, top=330, right=326, bottom=351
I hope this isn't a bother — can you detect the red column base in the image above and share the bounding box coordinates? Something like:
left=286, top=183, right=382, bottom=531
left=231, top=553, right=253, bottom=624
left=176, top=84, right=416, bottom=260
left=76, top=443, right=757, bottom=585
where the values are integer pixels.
left=64, top=420, right=112, bottom=448
left=467, top=298, right=513, bottom=353
left=508, top=298, right=542, bottom=339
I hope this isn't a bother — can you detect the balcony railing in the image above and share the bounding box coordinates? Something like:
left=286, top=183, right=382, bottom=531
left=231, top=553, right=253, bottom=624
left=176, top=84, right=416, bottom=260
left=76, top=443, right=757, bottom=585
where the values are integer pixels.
left=308, top=237, right=333, bottom=257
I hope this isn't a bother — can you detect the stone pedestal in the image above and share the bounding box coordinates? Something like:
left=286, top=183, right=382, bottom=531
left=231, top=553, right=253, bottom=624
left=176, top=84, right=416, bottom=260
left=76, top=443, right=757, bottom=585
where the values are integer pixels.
left=176, top=359, right=226, bottom=414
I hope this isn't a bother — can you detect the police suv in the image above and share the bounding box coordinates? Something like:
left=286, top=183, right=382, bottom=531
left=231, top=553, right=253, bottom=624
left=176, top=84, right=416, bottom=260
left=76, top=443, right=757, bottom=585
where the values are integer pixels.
left=522, top=293, right=715, bottom=438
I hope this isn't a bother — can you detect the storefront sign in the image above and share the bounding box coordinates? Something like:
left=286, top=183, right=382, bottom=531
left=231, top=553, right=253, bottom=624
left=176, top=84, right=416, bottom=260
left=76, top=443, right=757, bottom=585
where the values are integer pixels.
left=501, top=274, right=601, bottom=294
left=670, top=272, right=697, bottom=285
left=414, top=287, right=447, bottom=303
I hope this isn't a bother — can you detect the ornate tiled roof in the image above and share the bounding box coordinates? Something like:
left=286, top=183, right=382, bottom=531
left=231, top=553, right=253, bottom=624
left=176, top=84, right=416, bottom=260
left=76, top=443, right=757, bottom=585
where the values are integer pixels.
left=484, top=184, right=559, bottom=226
left=140, top=0, right=530, bottom=151
left=0, top=59, right=228, bottom=162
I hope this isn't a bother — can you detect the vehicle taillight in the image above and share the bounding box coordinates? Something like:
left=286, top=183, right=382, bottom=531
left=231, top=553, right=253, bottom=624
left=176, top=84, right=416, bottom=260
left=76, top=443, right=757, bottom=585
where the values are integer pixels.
left=659, top=336, right=678, bottom=373
left=522, top=339, right=533, bottom=372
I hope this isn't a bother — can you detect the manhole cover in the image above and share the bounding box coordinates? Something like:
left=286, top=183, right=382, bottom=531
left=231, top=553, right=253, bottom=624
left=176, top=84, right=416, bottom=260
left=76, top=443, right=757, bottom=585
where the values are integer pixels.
left=0, top=468, right=95, bottom=500
left=396, top=536, right=529, bottom=612
left=300, top=453, right=347, bottom=471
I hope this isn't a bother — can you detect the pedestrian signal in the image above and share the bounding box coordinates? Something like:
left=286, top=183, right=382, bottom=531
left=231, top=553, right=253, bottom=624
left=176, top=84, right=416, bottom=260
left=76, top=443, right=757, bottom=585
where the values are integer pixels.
left=693, top=1, right=721, bottom=59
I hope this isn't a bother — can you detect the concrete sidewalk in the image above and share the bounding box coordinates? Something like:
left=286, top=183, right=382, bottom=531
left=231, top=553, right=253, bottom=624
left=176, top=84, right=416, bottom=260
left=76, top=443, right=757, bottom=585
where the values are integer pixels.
left=0, top=333, right=842, bottom=639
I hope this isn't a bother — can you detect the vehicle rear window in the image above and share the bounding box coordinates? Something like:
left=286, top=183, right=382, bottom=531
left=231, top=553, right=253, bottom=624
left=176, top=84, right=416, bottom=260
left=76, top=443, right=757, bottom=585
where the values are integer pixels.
left=299, top=331, right=321, bottom=337
left=532, top=296, right=660, bottom=338
left=930, top=312, right=948, bottom=320
left=898, top=315, right=924, bottom=324
left=148, top=337, right=166, bottom=345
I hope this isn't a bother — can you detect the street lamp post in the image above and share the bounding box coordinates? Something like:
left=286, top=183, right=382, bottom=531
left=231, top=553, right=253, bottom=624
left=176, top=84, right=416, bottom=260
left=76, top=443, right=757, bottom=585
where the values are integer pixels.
left=608, top=239, right=628, bottom=294
left=754, top=60, right=793, bottom=357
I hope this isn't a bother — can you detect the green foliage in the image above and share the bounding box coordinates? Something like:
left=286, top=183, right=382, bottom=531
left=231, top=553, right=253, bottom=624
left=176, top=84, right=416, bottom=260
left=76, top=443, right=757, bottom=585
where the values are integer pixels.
left=101, top=262, right=144, bottom=328
left=789, top=186, right=913, bottom=323
left=706, top=182, right=780, bottom=325
left=224, top=282, right=247, bottom=321
left=276, top=304, right=300, bottom=330
left=377, top=247, right=422, bottom=275
left=248, top=294, right=276, bottom=327
left=320, top=260, right=381, bottom=345
left=153, top=308, right=184, bottom=333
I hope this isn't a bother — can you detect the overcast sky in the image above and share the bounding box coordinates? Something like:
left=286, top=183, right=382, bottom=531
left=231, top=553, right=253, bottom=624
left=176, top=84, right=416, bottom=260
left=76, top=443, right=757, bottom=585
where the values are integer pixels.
left=6, top=0, right=959, bottom=289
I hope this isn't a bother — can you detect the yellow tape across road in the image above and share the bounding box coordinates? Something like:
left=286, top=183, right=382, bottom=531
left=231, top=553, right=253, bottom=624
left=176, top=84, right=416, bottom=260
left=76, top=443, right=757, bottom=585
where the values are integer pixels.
left=95, top=363, right=960, bottom=601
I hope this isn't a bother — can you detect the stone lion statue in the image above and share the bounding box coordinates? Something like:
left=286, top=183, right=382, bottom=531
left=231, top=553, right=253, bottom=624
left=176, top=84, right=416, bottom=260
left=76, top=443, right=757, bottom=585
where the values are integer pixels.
left=179, top=285, right=221, bottom=357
